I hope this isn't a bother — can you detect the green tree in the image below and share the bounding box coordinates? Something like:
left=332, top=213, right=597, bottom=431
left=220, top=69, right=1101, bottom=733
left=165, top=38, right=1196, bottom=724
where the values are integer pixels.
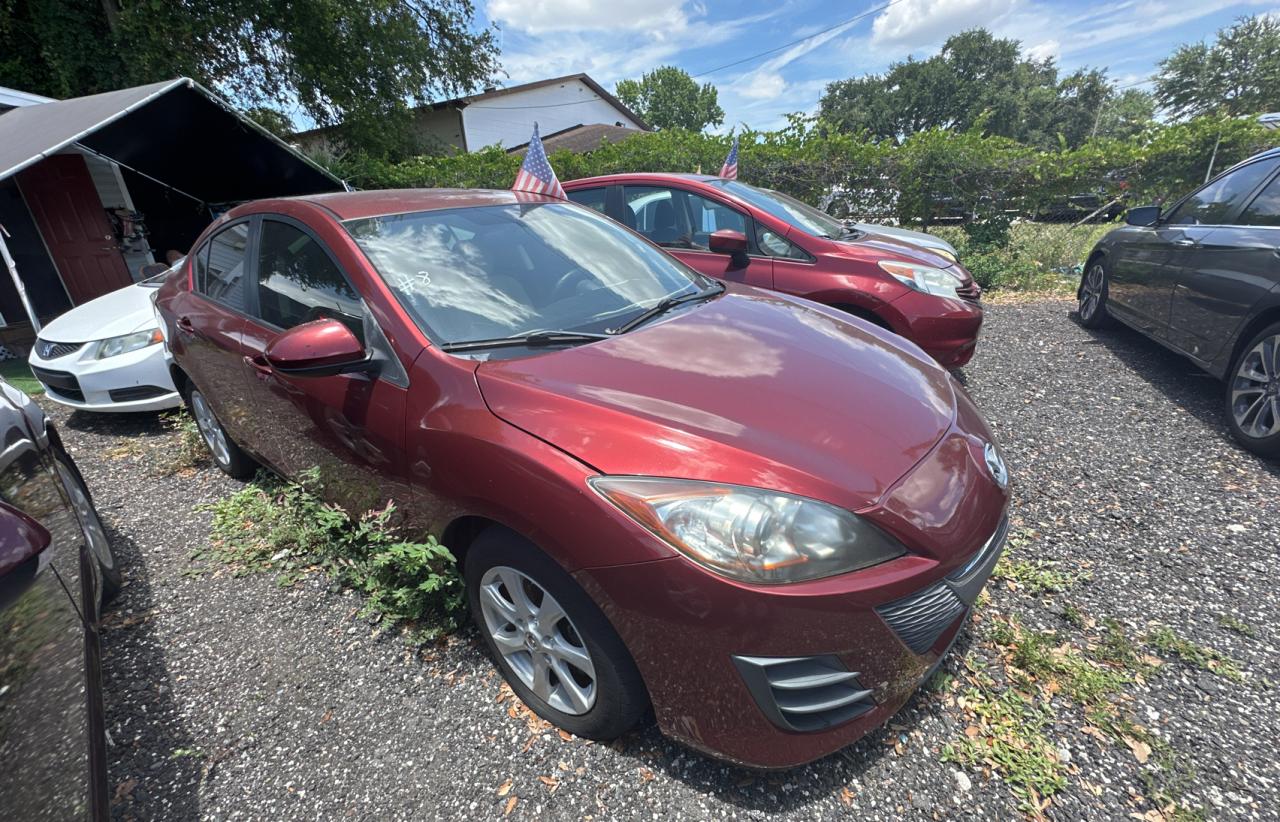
left=0, top=0, right=499, bottom=157
left=615, top=66, right=724, bottom=131
left=1092, top=89, right=1156, bottom=141
left=243, top=106, right=295, bottom=139
left=1155, top=15, right=1280, bottom=119
left=818, top=28, right=1137, bottom=149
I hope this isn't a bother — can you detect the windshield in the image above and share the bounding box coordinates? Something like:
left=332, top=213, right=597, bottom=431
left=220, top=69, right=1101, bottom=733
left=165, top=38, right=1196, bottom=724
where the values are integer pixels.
left=707, top=180, right=847, bottom=239
left=344, top=203, right=708, bottom=346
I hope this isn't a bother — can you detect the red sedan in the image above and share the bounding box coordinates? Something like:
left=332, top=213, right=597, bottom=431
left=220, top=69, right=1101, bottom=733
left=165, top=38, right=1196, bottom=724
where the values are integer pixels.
left=155, top=189, right=1010, bottom=768
left=563, top=173, right=985, bottom=368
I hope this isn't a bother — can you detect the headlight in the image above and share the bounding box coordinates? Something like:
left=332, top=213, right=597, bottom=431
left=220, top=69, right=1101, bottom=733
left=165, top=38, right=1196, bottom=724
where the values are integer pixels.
left=96, top=328, right=163, bottom=359
left=879, top=260, right=963, bottom=299
left=589, top=477, right=906, bottom=584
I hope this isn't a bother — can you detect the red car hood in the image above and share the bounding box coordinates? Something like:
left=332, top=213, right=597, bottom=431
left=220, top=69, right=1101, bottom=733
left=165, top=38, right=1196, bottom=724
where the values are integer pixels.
left=475, top=289, right=956, bottom=513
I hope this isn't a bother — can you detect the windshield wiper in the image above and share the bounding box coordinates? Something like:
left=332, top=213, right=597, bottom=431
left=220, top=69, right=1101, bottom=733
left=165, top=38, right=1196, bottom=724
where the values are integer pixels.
left=610, top=283, right=725, bottom=335
left=441, top=329, right=611, bottom=353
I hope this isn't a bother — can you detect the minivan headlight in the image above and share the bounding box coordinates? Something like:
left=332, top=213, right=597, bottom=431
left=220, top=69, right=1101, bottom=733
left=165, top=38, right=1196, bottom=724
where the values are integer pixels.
left=878, top=260, right=962, bottom=299
left=97, top=328, right=163, bottom=359
left=589, top=477, right=905, bottom=584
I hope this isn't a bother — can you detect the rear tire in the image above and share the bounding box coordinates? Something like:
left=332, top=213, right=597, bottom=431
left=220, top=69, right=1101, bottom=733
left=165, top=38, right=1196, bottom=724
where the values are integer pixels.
left=1225, top=322, right=1280, bottom=458
left=465, top=527, right=648, bottom=740
left=187, top=386, right=256, bottom=479
left=1077, top=257, right=1112, bottom=328
left=53, top=453, right=121, bottom=603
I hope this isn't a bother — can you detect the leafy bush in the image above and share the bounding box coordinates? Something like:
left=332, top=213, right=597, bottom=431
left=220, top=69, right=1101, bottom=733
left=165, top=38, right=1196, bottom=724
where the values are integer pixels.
left=202, top=468, right=463, bottom=637
left=933, top=222, right=1115, bottom=291
left=322, top=113, right=1275, bottom=238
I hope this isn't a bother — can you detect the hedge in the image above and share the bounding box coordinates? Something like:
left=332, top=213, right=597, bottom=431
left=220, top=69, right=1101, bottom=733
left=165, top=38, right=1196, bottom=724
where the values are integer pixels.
left=324, top=115, right=1276, bottom=226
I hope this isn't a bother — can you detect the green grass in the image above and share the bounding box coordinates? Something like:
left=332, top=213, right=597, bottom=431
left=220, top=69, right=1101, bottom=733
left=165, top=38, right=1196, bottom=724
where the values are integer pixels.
left=0, top=358, right=42, bottom=396
left=198, top=468, right=463, bottom=640
left=1146, top=625, right=1243, bottom=682
left=931, top=222, right=1116, bottom=293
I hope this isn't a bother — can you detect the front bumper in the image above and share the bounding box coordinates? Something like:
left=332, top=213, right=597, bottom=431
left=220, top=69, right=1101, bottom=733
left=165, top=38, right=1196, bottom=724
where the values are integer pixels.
left=886, top=290, right=983, bottom=369
left=575, top=515, right=1007, bottom=769
left=29, top=341, right=179, bottom=412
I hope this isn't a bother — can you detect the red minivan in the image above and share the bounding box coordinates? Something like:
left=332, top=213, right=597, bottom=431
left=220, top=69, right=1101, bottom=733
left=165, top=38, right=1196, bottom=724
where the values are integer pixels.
left=563, top=174, right=985, bottom=368
left=156, top=189, right=1010, bottom=768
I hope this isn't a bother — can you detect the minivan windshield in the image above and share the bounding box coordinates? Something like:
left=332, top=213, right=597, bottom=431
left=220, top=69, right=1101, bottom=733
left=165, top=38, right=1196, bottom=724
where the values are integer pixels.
left=707, top=180, right=847, bottom=239
left=345, top=203, right=710, bottom=346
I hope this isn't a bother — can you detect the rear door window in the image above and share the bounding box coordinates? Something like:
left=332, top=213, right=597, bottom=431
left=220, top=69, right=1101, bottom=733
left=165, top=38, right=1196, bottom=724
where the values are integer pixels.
left=566, top=187, right=608, bottom=215
left=196, top=222, right=250, bottom=312
left=1166, top=159, right=1278, bottom=225
left=255, top=219, right=365, bottom=342
left=1239, top=174, right=1280, bottom=227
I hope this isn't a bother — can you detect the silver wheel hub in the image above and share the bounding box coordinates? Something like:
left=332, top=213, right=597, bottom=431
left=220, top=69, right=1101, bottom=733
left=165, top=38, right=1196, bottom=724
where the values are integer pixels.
left=1079, top=264, right=1104, bottom=319
left=190, top=391, right=231, bottom=467
left=1230, top=334, right=1280, bottom=439
left=478, top=565, right=597, bottom=715
left=55, top=462, right=112, bottom=571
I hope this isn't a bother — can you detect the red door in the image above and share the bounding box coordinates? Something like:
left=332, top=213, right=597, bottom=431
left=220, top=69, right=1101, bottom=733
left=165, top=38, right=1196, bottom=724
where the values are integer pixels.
left=16, top=154, right=132, bottom=305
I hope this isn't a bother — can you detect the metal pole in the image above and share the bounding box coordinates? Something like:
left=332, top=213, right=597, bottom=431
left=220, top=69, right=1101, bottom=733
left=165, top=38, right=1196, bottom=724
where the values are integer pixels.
left=0, top=224, right=41, bottom=332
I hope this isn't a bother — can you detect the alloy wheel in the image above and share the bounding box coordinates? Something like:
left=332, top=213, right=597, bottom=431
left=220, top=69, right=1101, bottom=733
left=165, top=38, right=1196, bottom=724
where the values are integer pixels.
left=1079, top=263, right=1105, bottom=321
left=478, top=565, right=597, bottom=715
left=55, top=462, right=112, bottom=571
left=190, top=391, right=231, bottom=467
left=1230, top=334, right=1280, bottom=439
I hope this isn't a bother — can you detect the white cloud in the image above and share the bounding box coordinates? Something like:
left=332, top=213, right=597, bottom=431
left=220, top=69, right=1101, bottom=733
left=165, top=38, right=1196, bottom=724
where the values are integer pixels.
left=488, top=0, right=688, bottom=34
left=737, top=72, right=787, bottom=100
left=1025, top=38, right=1059, bottom=62
left=871, top=0, right=1019, bottom=50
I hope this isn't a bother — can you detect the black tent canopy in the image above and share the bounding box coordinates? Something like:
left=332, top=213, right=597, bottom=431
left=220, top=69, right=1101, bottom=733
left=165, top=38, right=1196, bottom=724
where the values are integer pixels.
left=0, top=78, right=345, bottom=330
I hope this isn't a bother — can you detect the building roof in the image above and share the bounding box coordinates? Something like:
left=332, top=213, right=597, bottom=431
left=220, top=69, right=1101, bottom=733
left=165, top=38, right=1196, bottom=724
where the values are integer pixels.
left=452, top=74, right=648, bottom=130
left=294, top=72, right=649, bottom=144
left=507, top=123, right=646, bottom=156
left=0, top=78, right=342, bottom=201
left=0, top=85, right=54, bottom=109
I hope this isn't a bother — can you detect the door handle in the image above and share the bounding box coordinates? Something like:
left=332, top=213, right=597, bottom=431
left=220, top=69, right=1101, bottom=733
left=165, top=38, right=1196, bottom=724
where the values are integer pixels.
left=1171, top=238, right=1198, bottom=247
left=176, top=316, right=195, bottom=333
left=242, top=355, right=273, bottom=377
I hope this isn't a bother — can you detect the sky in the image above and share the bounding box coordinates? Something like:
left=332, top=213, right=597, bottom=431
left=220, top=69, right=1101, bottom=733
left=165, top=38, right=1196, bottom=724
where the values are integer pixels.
left=478, top=0, right=1280, bottom=132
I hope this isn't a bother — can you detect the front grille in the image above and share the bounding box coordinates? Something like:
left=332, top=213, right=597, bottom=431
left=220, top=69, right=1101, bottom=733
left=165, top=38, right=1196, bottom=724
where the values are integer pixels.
left=108, top=385, right=169, bottom=402
left=34, top=339, right=84, bottom=360
left=876, top=582, right=967, bottom=654
left=733, top=654, right=876, bottom=732
left=957, top=281, right=982, bottom=302
left=30, top=366, right=84, bottom=402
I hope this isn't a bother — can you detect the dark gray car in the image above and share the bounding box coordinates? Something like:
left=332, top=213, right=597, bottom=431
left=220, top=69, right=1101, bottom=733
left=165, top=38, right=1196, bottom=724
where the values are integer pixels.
left=1078, top=147, right=1280, bottom=457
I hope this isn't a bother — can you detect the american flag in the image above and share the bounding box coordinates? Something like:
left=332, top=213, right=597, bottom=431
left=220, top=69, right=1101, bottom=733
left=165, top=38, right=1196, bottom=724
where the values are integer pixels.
left=512, top=122, right=566, bottom=199
left=719, top=135, right=739, bottom=180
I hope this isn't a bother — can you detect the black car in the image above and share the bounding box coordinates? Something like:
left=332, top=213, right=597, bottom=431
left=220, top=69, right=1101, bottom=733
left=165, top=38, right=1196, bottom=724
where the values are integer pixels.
left=1078, top=147, right=1280, bottom=456
left=0, top=379, right=118, bottom=820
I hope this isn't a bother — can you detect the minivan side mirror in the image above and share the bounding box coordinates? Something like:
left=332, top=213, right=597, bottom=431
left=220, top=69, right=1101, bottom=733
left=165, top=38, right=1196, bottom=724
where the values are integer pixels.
left=265, top=319, right=371, bottom=377
left=709, top=229, right=751, bottom=270
left=1125, top=205, right=1161, bottom=227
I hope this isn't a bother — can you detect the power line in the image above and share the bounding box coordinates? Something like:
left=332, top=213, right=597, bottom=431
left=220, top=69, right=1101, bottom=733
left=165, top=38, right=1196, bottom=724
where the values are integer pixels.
left=690, top=0, right=906, bottom=79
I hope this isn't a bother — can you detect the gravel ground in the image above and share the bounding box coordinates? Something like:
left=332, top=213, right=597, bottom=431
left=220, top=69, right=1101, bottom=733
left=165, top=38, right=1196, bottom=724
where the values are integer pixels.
left=49, top=297, right=1279, bottom=821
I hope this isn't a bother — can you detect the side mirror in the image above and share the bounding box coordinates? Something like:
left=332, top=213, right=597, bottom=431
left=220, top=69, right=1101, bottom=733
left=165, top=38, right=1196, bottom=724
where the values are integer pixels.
left=265, top=319, right=370, bottom=378
left=0, top=502, right=53, bottom=611
left=1125, top=205, right=1161, bottom=227
left=709, top=229, right=751, bottom=270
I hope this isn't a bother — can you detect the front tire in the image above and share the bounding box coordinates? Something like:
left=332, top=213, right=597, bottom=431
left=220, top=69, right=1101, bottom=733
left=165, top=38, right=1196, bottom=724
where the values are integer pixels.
left=187, top=387, right=255, bottom=479
left=53, top=453, right=121, bottom=603
left=1077, top=257, right=1111, bottom=328
left=1225, top=323, right=1280, bottom=457
left=465, top=527, right=648, bottom=740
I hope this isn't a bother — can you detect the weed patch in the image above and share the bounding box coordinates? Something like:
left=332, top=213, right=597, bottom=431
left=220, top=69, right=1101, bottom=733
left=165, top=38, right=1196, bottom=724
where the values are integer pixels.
left=1146, top=625, right=1242, bottom=682
left=199, top=468, right=463, bottom=639
left=158, top=411, right=210, bottom=475
left=1217, top=615, right=1255, bottom=639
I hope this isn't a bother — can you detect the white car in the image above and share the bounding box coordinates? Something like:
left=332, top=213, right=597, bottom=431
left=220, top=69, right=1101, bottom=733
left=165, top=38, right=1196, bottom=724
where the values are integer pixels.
left=28, top=270, right=180, bottom=412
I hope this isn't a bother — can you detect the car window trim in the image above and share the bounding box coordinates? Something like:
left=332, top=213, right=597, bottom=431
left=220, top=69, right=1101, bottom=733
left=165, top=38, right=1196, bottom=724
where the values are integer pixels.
left=189, top=215, right=260, bottom=319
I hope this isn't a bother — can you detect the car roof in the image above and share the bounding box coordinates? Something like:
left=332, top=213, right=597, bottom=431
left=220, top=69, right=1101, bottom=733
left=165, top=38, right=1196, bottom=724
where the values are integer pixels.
left=247, top=188, right=563, bottom=221
left=565, top=172, right=723, bottom=187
